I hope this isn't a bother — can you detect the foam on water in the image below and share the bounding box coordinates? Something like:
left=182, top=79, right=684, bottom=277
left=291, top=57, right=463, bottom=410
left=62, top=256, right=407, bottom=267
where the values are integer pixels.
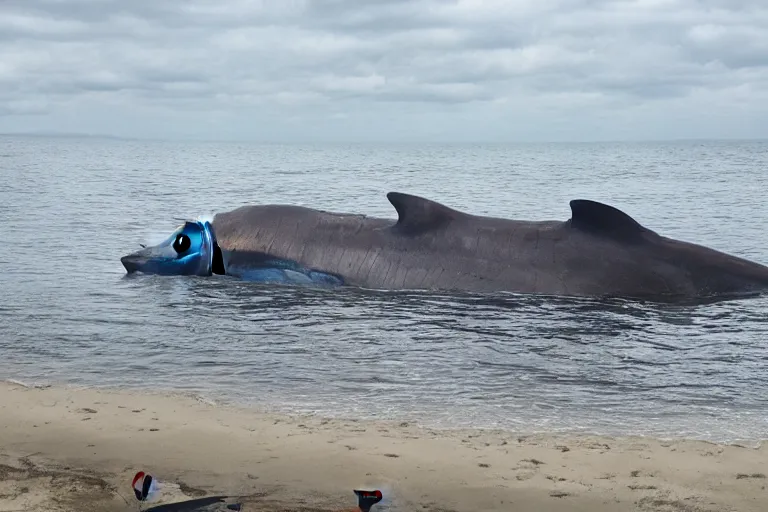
left=3, top=378, right=52, bottom=389
left=196, top=213, right=216, bottom=225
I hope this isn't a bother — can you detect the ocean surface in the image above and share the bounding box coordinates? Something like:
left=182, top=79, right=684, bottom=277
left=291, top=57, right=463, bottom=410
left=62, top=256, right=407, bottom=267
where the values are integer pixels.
left=1, top=135, right=767, bottom=444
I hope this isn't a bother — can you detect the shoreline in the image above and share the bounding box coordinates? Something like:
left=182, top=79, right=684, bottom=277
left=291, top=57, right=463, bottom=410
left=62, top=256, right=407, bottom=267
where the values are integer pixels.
left=3, top=377, right=763, bottom=448
left=1, top=381, right=767, bottom=511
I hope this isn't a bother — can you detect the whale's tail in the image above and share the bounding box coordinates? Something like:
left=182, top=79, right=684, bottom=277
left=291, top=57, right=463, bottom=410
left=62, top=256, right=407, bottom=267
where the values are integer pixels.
left=353, top=489, right=383, bottom=511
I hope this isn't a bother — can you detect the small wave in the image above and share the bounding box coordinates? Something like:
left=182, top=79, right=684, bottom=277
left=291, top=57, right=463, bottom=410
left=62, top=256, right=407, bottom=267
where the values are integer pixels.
left=3, top=378, right=52, bottom=389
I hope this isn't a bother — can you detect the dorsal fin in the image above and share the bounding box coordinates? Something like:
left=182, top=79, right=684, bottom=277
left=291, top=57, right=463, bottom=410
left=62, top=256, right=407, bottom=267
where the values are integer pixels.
left=387, top=192, right=460, bottom=234
left=569, top=199, right=649, bottom=241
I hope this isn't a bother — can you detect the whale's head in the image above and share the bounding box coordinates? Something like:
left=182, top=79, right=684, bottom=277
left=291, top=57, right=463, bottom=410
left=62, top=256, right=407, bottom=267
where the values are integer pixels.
left=121, top=220, right=224, bottom=276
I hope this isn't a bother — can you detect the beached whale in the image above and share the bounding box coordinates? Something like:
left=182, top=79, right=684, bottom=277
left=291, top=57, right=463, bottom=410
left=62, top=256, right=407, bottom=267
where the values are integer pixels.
left=121, top=192, right=768, bottom=302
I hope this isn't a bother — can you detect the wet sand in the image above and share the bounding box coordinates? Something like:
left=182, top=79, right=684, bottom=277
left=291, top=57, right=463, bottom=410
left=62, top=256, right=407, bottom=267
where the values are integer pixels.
left=0, top=381, right=765, bottom=511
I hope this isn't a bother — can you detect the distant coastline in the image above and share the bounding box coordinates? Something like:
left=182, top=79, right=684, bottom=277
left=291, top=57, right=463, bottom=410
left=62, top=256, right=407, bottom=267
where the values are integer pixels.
left=0, top=131, right=134, bottom=141
left=2, top=131, right=767, bottom=145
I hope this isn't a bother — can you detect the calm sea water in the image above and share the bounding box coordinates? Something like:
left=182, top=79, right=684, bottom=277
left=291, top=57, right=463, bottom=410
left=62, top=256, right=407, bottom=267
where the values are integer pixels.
left=1, top=135, right=768, bottom=444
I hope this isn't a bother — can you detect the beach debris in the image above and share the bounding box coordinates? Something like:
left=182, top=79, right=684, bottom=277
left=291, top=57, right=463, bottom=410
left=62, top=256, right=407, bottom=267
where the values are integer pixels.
left=132, top=470, right=162, bottom=502
left=353, top=489, right=383, bottom=512
left=127, top=471, right=249, bottom=511
left=142, top=496, right=241, bottom=512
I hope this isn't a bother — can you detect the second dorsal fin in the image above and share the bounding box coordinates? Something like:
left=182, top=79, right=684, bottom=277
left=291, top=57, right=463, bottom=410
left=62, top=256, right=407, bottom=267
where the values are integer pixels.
left=387, top=192, right=460, bottom=234
left=569, top=199, right=650, bottom=241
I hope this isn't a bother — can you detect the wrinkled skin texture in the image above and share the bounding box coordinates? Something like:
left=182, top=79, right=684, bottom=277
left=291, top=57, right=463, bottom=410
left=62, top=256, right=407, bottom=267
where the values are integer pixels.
left=123, top=192, right=768, bottom=302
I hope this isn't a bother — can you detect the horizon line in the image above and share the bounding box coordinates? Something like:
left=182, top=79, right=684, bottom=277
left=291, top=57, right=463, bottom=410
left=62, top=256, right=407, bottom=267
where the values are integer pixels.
left=1, top=131, right=767, bottom=145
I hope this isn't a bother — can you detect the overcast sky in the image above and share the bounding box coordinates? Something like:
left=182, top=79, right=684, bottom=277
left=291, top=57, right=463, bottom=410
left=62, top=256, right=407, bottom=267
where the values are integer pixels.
left=1, top=0, right=767, bottom=142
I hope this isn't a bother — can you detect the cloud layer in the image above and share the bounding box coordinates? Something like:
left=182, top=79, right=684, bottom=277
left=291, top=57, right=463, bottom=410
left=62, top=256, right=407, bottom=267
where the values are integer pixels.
left=1, top=0, right=767, bottom=141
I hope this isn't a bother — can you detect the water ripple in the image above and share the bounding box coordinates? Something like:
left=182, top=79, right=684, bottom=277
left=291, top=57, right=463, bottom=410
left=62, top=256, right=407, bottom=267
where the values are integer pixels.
left=1, top=137, right=768, bottom=443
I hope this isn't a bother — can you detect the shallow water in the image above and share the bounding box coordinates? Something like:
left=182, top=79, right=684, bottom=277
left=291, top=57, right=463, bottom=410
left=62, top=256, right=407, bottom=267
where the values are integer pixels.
left=1, top=136, right=767, bottom=443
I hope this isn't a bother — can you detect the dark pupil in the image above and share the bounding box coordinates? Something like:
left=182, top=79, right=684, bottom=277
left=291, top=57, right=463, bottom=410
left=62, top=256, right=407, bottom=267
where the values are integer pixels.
left=173, top=234, right=191, bottom=254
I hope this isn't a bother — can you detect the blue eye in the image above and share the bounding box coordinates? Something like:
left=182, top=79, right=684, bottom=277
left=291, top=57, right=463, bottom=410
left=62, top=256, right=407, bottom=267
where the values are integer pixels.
left=173, top=233, right=191, bottom=254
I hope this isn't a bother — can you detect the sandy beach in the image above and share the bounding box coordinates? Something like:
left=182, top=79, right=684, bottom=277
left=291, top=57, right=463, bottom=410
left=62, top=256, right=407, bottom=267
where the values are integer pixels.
left=0, top=381, right=765, bottom=512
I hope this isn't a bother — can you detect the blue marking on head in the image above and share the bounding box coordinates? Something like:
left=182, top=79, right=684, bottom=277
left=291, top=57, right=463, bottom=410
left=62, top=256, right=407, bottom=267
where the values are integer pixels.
left=121, top=220, right=216, bottom=276
left=123, top=220, right=342, bottom=287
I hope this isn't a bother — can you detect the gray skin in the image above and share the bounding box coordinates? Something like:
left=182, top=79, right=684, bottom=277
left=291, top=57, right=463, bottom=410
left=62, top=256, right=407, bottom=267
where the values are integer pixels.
left=210, top=192, right=768, bottom=301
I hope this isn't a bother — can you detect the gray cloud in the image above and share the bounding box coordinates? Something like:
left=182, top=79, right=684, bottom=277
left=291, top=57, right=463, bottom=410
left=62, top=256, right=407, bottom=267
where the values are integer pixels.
left=1, top=0, right=767, bottom=141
